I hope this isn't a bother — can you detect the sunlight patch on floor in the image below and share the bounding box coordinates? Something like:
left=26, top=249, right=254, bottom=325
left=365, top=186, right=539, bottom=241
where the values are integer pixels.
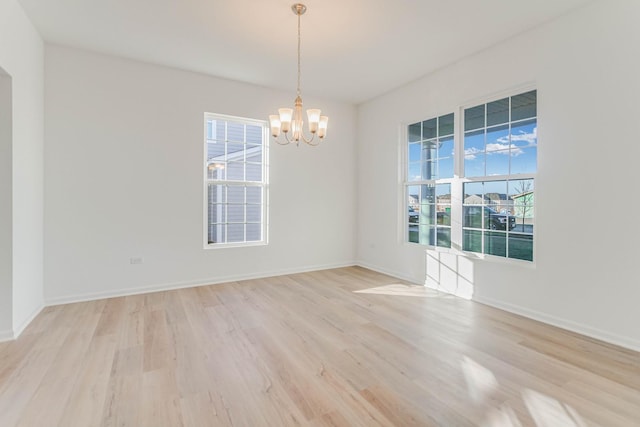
left=460, top=356, right=524, bottom=426
left=522, top=389, right=587, bottom=427
left=459, top=356, right=589, bottom=427
left=353, top=283, right=454, bottom=298
left=481, top=405, right=523, bottom=427
left=461, top=356, right=498, bottom=403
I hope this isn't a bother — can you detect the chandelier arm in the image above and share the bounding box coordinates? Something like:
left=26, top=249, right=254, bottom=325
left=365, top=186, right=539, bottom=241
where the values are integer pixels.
left=275, top=131, right=296, bottom=145
left=274, top=137, right=291, bottom=145
left=299, top=131, right=316, bottom=145
left=275, top=128, right=320, bottom=146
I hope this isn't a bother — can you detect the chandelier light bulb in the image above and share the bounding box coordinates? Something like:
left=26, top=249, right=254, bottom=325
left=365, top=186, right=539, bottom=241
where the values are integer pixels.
left=318, top=116, right=329, bottom=139
left=307, top=109, right=321, bottom=133
left=269, top=115, right=281, bottom=137
left=278, top=108, right=293, bottom=133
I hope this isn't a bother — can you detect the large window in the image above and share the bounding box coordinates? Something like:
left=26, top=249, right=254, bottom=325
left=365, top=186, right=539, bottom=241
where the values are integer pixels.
left=406, top=113, right=454, bottom=248
left=405, top=89, right=537, bottom=262
left=204, top=113, right=268, bottom=247
left=463, top=90, right=536, bottom=261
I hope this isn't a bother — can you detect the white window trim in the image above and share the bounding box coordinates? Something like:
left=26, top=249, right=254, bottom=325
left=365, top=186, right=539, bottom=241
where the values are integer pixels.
left=401, top=86, right=537, bottom=265
left=203, top=112, right=269, bottom=249
left=401, top=112, right=457, bottom=250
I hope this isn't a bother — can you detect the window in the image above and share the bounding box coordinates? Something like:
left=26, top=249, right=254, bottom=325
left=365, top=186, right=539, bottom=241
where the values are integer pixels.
left=406, top=113, right=454, bottom=248
left=404, top=89, right=537, bottom=262
left=204, top=113, right=268, bottom=247
left=463, top=90, right=536, bottom=261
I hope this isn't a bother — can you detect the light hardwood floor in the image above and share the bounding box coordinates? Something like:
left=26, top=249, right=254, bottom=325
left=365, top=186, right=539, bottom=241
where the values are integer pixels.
left=0, top=267, right=638, bottom=426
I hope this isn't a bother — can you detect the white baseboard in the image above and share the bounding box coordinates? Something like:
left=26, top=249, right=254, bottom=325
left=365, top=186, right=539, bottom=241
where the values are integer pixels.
left=13, top=304, right=44, bottom=338
left=0, top=329, right=14, bottom=342
left=45, top=261, right=357, bottom=306
left=0, top=305, right=45, bottom=342
left=474, top=295, right=640, bottom=353
left=355, top=260, right=422, bottom=285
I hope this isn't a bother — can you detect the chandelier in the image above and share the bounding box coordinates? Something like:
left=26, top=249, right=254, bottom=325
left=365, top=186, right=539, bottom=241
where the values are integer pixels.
left=269, top=3, right=328, bottom=146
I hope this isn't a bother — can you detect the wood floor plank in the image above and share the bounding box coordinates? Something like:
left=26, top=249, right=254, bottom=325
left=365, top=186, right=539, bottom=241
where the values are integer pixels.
left=2, top=309, right=103, bottom=427
left=56, top=334, right=119, bottom=427
left=0, top=266, right=638, bottom=426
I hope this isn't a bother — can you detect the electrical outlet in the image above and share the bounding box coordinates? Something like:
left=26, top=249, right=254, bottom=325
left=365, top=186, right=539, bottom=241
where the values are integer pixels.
left=130, top=257, right=143, bottom=265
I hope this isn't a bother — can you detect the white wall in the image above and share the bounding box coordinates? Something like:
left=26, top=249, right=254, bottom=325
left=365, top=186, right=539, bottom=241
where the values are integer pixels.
left=0, top=0, right=44, bottom=340
left=0, top=70, right=12, bottom=340
left=356, top=0, right=640, bottom=351
left=44, top=46, right=356, bottom=303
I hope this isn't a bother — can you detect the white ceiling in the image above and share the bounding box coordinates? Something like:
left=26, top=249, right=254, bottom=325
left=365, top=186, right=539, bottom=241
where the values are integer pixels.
left=18, top=0, right=593, bottom=104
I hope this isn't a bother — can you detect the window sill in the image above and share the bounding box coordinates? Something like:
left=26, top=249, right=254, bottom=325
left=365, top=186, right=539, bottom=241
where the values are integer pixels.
left=204, top=241, right=267, bottom=250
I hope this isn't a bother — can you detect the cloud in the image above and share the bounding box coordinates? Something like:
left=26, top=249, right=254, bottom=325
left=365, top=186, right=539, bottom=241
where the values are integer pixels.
left=464, top=147, right=481, bottom=160
left=487, top=143, right=524, bottom=156
left=464, top=126, right=537, bottom=159
left=499, top=126, right=537, bottom=146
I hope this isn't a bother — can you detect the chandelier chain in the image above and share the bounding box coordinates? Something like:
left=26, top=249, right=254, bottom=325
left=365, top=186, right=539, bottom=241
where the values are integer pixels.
left=297, top=10, right=301, bottom=98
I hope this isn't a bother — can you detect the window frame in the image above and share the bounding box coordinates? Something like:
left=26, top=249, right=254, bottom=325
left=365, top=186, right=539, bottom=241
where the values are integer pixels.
left=402, top=86, right=537, bottom=264
left=203, top=112, right=269, bottom=249
left=403, top=113, right=456, bottom=249
left=460, top=89, right=537, bottom=262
